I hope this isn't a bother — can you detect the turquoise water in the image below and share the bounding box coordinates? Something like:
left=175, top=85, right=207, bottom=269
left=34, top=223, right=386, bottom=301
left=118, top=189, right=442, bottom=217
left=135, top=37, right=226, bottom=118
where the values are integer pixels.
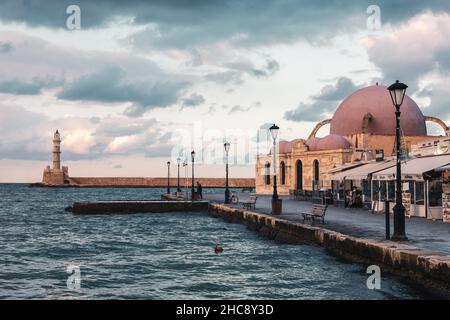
left=0, top=184, right=425, bottom=299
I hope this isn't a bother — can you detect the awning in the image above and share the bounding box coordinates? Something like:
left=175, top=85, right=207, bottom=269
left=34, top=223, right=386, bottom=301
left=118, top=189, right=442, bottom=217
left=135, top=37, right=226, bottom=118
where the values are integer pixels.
left=372, top=154, right=450, bottom=180
left=325, top=162, right=366, bottom=174
left=435, top=164, right=450, bottom=172
left=330, top=160, right=396, bottom=181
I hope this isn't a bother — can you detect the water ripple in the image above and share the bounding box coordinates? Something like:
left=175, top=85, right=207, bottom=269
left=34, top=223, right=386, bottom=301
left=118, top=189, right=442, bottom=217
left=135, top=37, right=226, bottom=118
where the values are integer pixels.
left=0, top=184, right=425, bottom=299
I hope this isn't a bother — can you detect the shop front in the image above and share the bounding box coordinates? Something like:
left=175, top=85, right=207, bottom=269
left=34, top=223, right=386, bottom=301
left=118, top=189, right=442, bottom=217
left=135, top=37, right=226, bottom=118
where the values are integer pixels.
left=329, top=159, right=396, bottom=209
left=372, top=154, right=450, bottom=221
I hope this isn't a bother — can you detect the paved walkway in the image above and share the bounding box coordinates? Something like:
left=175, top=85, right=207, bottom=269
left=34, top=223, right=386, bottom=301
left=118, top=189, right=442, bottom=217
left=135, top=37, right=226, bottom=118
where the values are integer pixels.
left=205, top=193, right=450, bottom=254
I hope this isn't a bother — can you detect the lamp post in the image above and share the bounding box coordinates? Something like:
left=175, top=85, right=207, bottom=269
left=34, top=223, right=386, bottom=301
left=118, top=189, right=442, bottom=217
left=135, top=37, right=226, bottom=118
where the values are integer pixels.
left=183, top=159, right=188, bottom=199
left=177, top=157, right=181, bottom=193
left=224, top=141, right=230, bottom=203
left=269, top=124, right=282, bottom=214
left=387, top=80, right=408, bottom=241
left=167, top=161, right=171, bottom=194
left=191, top=150, right=196, bottom=201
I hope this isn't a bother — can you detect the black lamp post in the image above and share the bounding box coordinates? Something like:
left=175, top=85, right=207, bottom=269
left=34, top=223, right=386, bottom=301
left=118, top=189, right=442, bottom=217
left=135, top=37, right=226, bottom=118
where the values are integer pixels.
left=177, top=157, right=181, bottom=192
left=269, top=124, right=282, bottom=215
left=269, top=124, right=279, bottom=200
left=167, top=161, right=171, bottom=194
left=387, top=80, right=408, bottom=241
left=224, top=141, right=230, bottom=203
left=191, top=150, right=196, bottom=201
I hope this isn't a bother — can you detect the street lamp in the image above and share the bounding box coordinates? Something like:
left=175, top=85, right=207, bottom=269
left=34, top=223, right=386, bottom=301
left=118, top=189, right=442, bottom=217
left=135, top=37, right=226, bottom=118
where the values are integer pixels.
left=177, top=157, right=181, bottom=193
left=167, top=161, right=171, bottom=194
left=224, top=141, right=230, bottom=203
left=191, top=150, right=196, bottom=201
left=387, top=80, right=408, bottom=241
left=269, top=124, right=282, bottom=215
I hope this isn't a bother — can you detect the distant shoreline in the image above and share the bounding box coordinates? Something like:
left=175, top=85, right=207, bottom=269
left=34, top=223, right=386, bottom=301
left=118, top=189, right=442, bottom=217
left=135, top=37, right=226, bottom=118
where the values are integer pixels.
left=29, top=183, right=254, bottom=189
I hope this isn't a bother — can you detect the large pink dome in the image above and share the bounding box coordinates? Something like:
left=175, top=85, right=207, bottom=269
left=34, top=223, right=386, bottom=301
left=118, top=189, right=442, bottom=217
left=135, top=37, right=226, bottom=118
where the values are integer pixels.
left=330, top=85, right=427, bottom=136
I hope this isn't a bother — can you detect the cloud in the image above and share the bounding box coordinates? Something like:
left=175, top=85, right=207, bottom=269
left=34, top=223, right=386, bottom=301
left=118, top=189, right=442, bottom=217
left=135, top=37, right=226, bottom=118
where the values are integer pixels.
left=228, top=105, right=246, bottom=114
left=0, top=76, right=63, bottom=95
left=0, top=41, right=13, bottom=53
left=419, top=81, right=450, bottom=120
left=0, top=102, right=177, bottom=160
left=284, top=77, right=361, bottom=122
left=259, top=123, right=274, bottom=130
left=204, top=71, right=243, bottom=85
left=127, top=0, right=450, bottom=50
left=57, top=66, right=190, bottom=116
left=228, top=102, right=262, bottom=115
left=181, top=93, right=205, bottom=108
left=0, top=1, right=449, bottom=52
left=362, top=12, right=450, bottom=91
left=205, top=58, right=279, bottom=85
left=63, top=129, right=95, bottom=154
left=225, top=58, right=279, bottom=78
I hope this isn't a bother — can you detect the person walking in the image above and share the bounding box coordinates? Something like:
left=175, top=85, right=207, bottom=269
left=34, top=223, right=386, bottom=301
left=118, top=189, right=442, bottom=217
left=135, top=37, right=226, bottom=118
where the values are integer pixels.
left=196, top=181, right=203, bottom=200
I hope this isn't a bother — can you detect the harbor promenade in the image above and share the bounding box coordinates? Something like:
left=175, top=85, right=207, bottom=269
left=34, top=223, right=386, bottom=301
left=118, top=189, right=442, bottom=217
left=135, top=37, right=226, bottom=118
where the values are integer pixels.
left=205, top=193, right=450, bottom=255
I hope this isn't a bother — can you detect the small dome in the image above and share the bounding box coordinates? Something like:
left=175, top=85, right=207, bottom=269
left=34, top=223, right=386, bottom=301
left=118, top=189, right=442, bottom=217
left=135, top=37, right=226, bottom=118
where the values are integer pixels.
left=306, top=134, right=352, bottom=151
left=330, top=85, right=427, bottom=136
left=269, top=140, right=293, bottom=154
left=291, top=138, right=306, bottom=144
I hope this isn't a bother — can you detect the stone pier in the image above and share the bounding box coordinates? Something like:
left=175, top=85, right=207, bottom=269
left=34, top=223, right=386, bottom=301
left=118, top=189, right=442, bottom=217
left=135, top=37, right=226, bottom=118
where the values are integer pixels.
left=208, top=203, right=450, bottom=298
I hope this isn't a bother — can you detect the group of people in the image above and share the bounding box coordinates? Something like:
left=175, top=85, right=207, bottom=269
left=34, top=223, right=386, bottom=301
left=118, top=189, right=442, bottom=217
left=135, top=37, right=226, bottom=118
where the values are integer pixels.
left=345, top=186, right=363, bottom=208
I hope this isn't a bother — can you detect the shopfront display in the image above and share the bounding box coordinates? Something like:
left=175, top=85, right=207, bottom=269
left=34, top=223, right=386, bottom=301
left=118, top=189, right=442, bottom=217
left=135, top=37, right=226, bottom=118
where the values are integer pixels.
left=442, top=193, right=450, bottom=223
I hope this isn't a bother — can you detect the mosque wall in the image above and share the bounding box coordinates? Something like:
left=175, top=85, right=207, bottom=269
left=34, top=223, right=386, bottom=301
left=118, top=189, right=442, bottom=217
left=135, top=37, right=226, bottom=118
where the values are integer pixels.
left=255, top=149, right=353, bottom=195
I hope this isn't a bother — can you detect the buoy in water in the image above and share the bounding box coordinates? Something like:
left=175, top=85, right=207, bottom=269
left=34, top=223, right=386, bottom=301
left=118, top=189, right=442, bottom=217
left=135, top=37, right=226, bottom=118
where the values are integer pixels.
left=214, top=244, right=223, bottom=254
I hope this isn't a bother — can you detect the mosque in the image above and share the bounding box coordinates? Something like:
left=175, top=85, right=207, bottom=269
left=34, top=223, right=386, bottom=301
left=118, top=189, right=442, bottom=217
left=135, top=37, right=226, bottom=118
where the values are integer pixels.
left=255, top=84, right=449, bottom=195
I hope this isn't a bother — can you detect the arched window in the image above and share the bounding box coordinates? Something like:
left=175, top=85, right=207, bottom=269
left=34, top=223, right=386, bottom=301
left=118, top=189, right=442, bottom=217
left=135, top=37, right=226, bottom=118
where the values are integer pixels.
left=296, top=160, right=303, bottom=190
left=313, top=159, right=320, bottom=190
left=264, top=162, right=271, bottom=185
left=280, top=161, right=286, bottom=185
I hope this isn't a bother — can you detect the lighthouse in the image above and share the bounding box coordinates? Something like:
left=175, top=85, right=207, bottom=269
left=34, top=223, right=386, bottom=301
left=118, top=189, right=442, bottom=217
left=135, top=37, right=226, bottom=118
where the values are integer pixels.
left=53, top=130, right=61, bottom=170
left=41, top=130, right=68, bottom=185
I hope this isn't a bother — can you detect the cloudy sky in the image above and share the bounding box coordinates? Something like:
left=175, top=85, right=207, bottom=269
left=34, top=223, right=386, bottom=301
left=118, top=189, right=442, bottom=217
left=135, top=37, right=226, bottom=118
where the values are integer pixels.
left=1, top=0, right=450, bottom=182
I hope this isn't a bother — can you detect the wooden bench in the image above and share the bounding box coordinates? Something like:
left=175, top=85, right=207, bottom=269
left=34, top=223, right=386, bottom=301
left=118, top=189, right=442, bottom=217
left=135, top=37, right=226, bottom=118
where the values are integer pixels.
left=240, top=196, right=257, bottom=210
left=301, top=204, right=328, bottom=224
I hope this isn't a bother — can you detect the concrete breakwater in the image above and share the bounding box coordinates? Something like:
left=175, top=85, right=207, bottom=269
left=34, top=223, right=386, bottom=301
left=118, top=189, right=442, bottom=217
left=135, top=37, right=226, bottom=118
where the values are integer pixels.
left=71, top=200, right=209, bottom=214
left=208, top=203, right=450, bottom=298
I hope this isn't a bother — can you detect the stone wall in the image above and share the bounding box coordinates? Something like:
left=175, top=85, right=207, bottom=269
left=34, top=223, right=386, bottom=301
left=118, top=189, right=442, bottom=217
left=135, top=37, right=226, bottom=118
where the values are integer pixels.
left=256, top=149, right=353, bottom=194
left=209, top=203, right=450, bottom=297
left=54, top=176, right=255, bottom=188
left=42, top=168, right=66, bottom=185
left=356, top=134, right=432, bottom=157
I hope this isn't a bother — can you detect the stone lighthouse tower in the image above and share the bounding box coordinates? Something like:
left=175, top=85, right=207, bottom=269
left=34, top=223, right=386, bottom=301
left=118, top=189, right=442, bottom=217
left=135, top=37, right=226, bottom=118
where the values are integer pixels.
left=53, top=130, right=61, bottom=170
left=42, top=130, right=69, bottom=185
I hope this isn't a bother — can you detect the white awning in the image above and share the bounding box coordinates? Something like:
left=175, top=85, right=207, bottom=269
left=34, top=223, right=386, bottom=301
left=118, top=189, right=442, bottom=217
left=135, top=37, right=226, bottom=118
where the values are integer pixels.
left=435, top=164, right=450, bottom=172
left=325, top=162, right=366, bottom=174
left=330, top=160, right=396, bottom=181
left=372, top=154, right=450, bottom=180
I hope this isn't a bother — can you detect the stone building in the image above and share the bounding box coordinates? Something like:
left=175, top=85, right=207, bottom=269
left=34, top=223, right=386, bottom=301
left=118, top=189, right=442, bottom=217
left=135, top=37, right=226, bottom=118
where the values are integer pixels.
left=256, top=84, right=449, bottom=195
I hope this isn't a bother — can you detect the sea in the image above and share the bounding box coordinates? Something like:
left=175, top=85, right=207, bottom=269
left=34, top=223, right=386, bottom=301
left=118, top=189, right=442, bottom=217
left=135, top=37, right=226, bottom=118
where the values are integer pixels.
left=0, top=184, right=426, bottom=299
